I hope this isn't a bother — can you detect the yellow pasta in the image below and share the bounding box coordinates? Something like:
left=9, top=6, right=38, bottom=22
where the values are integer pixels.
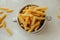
left=2, top=21, right=12, bottom=35
left=31, top=16, right=36, bottom=26
left=29, top=6, right=37, bottom=9
left=20, top=24, right=24, bottom=27
left=0, top=14, right=7, bottom=22
left=18, top=15, right=29, bottom=30
left=34, top=25, right=40, bottom=31
left=24, top=17, right=29, bottom=30
left=6, top=10, right=13, bottom=13
left=28, top=17, right=31, bottom=25
left=19, top=15, right=29, bottom=30
left=5, top=27, right=12, bottom=35
left=0, top=12, right=3, bottom=14
left=0, top=23, right=3, bottom=28
left=0, top=8, right=13, bottom=13
left=34, top=21, right=41, bottom=31
left=18, top=14, right=24, bottom=23
left=35, top=11, right=46, bottom=16
left=0, top=7, right=13, bottom=35
left=35, top=7, right=48, bottom=11
left=28, top=10, right=46, bottom=16
left=28, top=22, right=40, bottom=32
left=0, top=8, right=8, bottom=10
left=2, top=21, right=6, bottom=27
left=20, top=13, right=33, bottom=17
left=57, top=16, right=60, bottom=19
left=35, top=17, right=45, bottom=20
left=0, top=21, right=4, bottom=28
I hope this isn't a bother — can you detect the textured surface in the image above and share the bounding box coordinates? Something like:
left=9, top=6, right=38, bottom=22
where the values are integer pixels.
left=0, top=0, right=60, bottom=40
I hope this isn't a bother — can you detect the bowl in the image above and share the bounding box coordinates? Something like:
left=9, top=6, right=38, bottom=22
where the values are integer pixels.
left=13, top=4, right=52, bottom=33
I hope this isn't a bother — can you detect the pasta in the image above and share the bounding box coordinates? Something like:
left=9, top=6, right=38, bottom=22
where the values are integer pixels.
left=0, top=14, right=7, bottom=23
left=0, top=8, right=13, bottom=13
left=0, top=12, right=3, bottom=14
left=2, top=21, right=12, bottom=35
left=0, top=8, right=13, bottom=35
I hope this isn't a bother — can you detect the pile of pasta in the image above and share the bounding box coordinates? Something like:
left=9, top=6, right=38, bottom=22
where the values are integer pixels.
left=0, top=8, right=13, bottom=35
left=18, top=5, right=47, bottom=32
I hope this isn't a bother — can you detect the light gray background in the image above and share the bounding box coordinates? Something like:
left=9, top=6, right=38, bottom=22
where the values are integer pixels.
left=0, top=0, right=60, bottom=40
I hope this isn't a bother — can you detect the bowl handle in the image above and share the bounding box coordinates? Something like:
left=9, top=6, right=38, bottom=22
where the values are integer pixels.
left=46, top=16, right=52, bottom=21
left=12, top=16, right=52, bottom=22
left=12, top=17, right=17, bottom=22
